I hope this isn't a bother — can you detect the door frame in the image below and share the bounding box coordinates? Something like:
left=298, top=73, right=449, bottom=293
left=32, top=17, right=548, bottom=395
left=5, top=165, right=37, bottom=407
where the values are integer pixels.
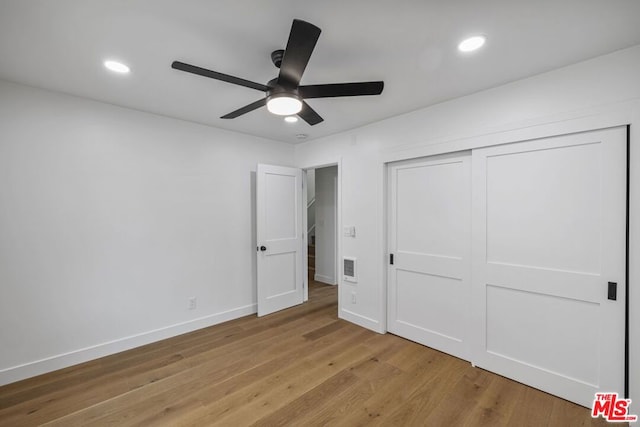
left=299, top=159, right=342, bottom=304
left=380, top=107, right=637, bottom=406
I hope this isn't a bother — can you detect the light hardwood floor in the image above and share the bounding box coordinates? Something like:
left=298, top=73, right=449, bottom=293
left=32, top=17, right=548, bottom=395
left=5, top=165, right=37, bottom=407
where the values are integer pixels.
left=0, top=281, right=610, bottom=426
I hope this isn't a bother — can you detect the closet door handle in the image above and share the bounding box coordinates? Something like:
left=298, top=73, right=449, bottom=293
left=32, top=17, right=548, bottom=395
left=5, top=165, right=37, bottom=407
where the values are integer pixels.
left=608, top=282, right=617, bottom=301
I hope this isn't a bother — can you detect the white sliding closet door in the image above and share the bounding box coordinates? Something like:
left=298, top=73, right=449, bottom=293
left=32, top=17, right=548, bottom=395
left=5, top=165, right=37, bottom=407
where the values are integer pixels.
left=471, top=127, right=627, bottom=407
left=388, top=152, right=471, bottom=360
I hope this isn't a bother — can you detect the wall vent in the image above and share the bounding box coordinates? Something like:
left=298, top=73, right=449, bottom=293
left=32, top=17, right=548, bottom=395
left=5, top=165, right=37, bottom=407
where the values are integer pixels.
left=343, top=257, right=357, bottom=283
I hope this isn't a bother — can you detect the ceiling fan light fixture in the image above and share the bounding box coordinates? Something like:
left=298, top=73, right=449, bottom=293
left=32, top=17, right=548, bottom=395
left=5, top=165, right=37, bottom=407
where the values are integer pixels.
left=267, top=94, right=302, bottom=116
left=284, top=116, right=299, bottom=123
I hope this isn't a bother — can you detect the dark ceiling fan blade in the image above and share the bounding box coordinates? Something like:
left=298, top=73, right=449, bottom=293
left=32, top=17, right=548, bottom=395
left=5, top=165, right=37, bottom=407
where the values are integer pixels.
left=299, top=81, right=384, bottom=99
left=172, top=61, right=268, bottom=92
left=220, top=98, right=267, bottom=119
left=277, top=20, right=321, bottom=88
left=297, top=101, right=324, bottom=126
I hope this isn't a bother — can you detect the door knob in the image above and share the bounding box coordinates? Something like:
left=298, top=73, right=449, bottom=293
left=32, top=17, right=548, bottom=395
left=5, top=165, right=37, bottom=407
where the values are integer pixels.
left=260, top=246, right=267, bottom=251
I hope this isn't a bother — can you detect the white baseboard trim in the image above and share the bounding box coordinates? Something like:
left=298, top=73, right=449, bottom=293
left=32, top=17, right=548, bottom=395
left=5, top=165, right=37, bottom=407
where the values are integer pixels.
left=0, top=303, right=257, bottom=386
left=340, top=308, right=383, bottom=333
left=314, top=273, right=336, bottom=285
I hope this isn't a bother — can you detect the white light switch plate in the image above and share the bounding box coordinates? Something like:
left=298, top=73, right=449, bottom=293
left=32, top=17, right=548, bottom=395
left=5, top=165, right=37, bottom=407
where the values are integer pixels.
left=343, top=226, right=356, bottom=237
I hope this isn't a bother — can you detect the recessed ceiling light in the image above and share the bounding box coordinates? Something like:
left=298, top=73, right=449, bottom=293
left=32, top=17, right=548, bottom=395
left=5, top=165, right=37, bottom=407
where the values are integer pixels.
left=296, top=134, right=308, bottom=140
left=284, top=116, right=298, bottom=123
left=104, top=60, right=130, bottom=74
left=458, top=35, right=486, bottom=53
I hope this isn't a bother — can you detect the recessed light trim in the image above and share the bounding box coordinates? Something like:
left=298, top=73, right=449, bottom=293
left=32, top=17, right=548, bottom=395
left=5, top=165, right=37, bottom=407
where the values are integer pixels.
left=284, top=116, right=298, bottom=123
left=458, top=35, right=486, bottom=53
left=104, top=60, right=130, bottom=74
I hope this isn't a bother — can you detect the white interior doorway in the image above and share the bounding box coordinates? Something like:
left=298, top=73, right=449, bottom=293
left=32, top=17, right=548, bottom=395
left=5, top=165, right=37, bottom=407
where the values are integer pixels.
left=305, top=166, right=338, bottom=293
left=256, top=162, right=341, bottom=314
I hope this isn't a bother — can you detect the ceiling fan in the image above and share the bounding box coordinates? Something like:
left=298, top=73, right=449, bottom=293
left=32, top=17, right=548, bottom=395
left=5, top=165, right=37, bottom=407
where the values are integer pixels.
left=171, top=19, right=384, bottom=126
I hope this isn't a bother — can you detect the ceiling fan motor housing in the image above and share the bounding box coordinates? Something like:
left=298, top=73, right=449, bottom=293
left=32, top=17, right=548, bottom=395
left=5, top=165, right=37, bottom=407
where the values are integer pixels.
left=266, top=80, right=299, bottom=98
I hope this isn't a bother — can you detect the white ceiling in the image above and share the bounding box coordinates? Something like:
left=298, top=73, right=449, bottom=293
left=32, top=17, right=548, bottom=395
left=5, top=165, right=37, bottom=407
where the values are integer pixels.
left=1, top=1, right=640, bottom=144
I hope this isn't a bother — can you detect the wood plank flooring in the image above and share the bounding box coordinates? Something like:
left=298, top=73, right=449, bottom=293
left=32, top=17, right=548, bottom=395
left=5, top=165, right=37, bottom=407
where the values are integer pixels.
left=0, top=282, right=610, bottom=426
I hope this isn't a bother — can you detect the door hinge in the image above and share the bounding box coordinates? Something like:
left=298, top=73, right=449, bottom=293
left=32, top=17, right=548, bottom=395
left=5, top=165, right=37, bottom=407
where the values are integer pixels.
left=390, top=253, right=394, bottom=265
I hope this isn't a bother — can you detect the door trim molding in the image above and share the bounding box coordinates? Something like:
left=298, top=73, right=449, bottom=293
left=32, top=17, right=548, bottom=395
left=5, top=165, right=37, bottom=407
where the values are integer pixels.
left=381, top=99, right=636, bottom=164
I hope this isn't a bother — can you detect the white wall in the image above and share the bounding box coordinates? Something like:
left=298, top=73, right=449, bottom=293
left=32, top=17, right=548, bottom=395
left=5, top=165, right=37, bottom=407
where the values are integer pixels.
left=314, top=166, right=337, bottom=284
left=295, top=44, right=640, bottom=409
left=0, top=80, right=294, bottom=385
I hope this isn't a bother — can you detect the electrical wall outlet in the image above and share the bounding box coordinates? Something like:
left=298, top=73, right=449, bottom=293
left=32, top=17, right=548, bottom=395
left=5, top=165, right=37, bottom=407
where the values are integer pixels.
left=188, top=297, right=197, bottom=310
left=351, top=292, right=356, bottom=304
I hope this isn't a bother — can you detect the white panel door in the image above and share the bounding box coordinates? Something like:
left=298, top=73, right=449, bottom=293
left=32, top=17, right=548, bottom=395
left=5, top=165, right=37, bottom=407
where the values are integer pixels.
left=388, top=152, right=471, bottom=360
left=471, top=127, right=627, bottom=407
left=257, top=164, right=304, bottom=316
